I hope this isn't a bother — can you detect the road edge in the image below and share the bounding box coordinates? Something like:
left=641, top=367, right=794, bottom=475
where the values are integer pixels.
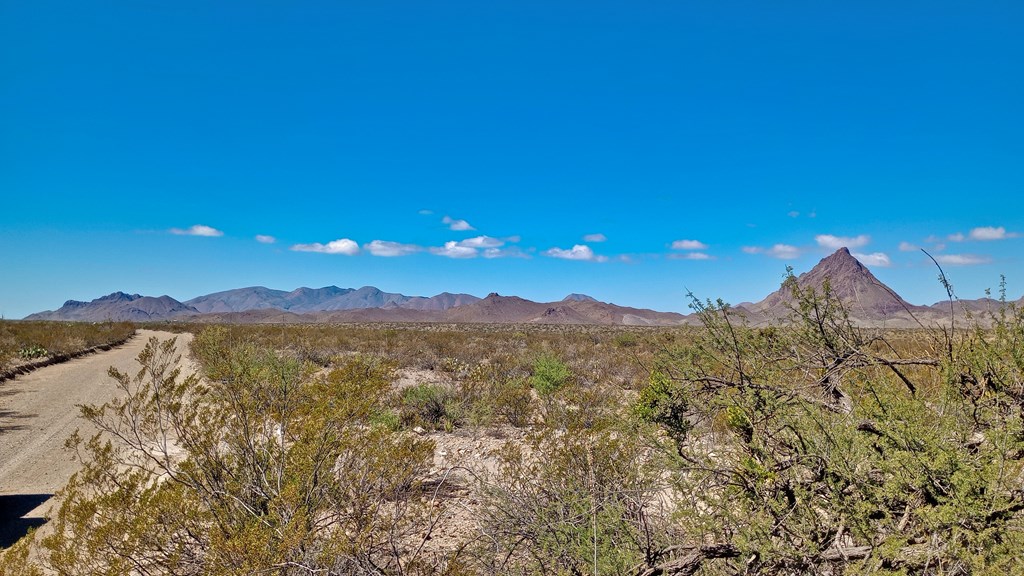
left=0, top=332, right=137, bottom=384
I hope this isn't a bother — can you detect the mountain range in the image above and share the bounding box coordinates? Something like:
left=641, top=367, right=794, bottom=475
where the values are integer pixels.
left=24, top=248, right=1017, bottom=326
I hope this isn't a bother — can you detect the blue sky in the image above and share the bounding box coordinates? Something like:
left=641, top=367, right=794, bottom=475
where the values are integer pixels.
left=2, top=1, right=1023, bottom=318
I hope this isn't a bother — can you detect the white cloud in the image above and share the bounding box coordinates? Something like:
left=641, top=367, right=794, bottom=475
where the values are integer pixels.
left=170, top=224, right=223, bottom=237
left=583, top=233, right=607, bottom=243
left=969, top=226, right=1018, bottom=241
left=815, top=234, right=870, bottom=250
left=935, top=254, right=991, bottom=266
left=768, top=244, right=801, bottom=259
left=430, top=241, right=478, bottom=259
left=788, top=211, right=800, bottom=218
left=852, top=252, right=891, bottom=267
left=418, top=209, right=434, bottom=215
left=544, top=244, right=608, bottom=262
left=668, top=252, right=714, bottom=260
left=442, top=215, right=475, bottom=231
left=483, top=247, right=531, bottom=259
left=743, top=244, right=802, bottom=259
left=365, top=240, right=421, bottom=257
left=255, top=234, right=276, bottom=244
left=458, top=235, right=504, bottom=248
left=948, top=232, right=965, bottom=242
left=290, top=238, right=360, bottom=255
left=898, top=241, right=918, bottom=252
left=671, top=239, right=708, bottom=250
left=505, top=235, right=522, bottom=243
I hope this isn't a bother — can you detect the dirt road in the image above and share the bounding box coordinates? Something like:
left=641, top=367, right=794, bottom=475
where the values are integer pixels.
left=0, top=330, right=194, bottom=547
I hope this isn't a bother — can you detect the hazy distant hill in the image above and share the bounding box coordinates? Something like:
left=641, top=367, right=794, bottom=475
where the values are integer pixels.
left=185, top=286, right=479, bottom=313
left=25, top=292, right=200, bottom=322
left=562, top=293, right=598, bottom=303
left=393, top=292, right=482, bottom=311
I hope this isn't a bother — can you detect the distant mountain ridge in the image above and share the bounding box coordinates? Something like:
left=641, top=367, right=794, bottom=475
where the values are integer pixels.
left=24, top=250, right=1021, bottom=326
left=183, top=286, right=477, bottom=314
left=28, top=286, right=482, bottom=322
left=26, top=292, right=200, bottom=322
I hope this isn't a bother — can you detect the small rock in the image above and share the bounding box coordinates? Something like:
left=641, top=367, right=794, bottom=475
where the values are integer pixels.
left=413, top=426, right=426, bottom=435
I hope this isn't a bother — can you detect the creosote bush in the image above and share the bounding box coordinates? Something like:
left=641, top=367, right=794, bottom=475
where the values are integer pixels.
left=17, top=333, right=460, bottom=575
left=630, top=278, right=1024, bottom=575
left=400, top=382, right=463, bottom=431
left=529, top=353, right=571, bottom=396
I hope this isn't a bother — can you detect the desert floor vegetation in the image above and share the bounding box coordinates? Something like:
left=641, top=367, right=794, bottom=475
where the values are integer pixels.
left=0, top=321, right=136, bottom=375
left=4, top=282, right=1024, bottom=574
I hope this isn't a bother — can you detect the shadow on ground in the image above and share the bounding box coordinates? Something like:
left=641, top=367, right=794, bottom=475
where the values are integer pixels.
left=0, top=408, right=36, bottom=434
left=0, top=493, right=51, bottom=547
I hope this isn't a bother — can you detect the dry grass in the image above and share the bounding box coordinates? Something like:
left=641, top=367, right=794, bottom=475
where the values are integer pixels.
left=0, top=320, right=136, bottom=372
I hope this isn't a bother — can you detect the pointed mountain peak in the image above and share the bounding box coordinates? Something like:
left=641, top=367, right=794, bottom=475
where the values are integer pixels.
left=799, top=248, right=894, bottom=297
left=809, top=247, right=872, bottom=279
left=751, top=248, right=914, bottom=319
left=563, top=293, right=597, bottom=302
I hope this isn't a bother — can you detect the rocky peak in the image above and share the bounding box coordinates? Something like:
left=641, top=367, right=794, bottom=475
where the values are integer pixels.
left=751, top=248, right=915, bottom=318
left=96, top=292, right=142, bottom=303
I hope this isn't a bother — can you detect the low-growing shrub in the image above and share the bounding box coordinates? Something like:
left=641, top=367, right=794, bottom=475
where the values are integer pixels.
left=0, top=320, right=134, bottom=370
left=529, top=353, right=571, bottom=396
left=399, top=382, right=462, bottom=430
left=491, top=377, right=534, bottom=427
left=18, top=345, right=48, bottom=360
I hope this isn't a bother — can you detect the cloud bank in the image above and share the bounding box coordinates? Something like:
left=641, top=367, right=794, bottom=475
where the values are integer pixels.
left=365, top=240, right=421, bottom=257
left=934, top=254, right=991, bottom=266
left=852, top=252, right=891, bottom=267
left=290, top=239, right=360, bottom=255
left=815, top=234, right=870, bottom=250
left=743, top=244, right=801, bottom=259
left=544, top=245, right=608, bottom=262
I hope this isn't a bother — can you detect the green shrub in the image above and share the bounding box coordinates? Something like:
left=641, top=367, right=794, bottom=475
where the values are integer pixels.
left=31, top=336, right=446, bottom=575
left=613, top=331, right=639, bottom=348
left=18, top=345, right=48, bottom=359
left=529, top=353, right=571, bottom=396
left=369, top=408, right=402, bottom=432
left=491, top=377, right=534, bottom=427
left=399, top=382, right=462, bottom=430
left=633, top=370, right=691, bottom=441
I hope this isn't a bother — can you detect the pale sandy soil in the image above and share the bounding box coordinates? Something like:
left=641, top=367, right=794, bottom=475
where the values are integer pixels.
left=0, top=330, right=193, bottom=547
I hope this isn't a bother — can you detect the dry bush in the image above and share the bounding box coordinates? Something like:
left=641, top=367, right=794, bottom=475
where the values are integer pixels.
left=0, top=320, right=135, bottom=371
